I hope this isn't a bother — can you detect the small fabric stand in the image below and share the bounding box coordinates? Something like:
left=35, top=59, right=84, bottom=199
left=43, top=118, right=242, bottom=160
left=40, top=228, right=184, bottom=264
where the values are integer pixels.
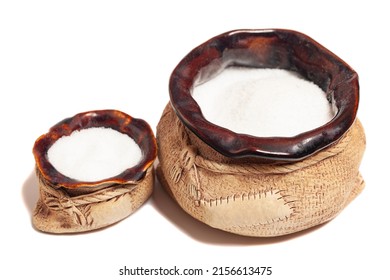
left=33, top=167, right=154, bottom=233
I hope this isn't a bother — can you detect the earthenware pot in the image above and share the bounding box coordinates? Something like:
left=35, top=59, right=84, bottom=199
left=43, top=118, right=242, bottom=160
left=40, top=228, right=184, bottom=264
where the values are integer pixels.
left=157, top=29, right=365, bottom=237
left=33, top=110, right=157, bottom=233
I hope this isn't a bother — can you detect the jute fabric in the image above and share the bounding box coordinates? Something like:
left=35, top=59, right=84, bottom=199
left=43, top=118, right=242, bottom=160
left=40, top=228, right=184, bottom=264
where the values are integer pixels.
left=33, top=167, right=154, bottom=233
left=156, top=104, right=365, bottom=237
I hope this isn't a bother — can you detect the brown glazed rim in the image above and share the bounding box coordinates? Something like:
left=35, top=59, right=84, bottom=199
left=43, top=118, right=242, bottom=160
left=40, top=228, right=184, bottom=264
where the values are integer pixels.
left=169, top=29, right=359, bottom=161
left=33, top=110, right=157, bottom=189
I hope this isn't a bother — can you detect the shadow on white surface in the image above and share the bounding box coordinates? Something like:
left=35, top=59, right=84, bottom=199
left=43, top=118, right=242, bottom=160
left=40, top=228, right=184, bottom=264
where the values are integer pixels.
left=22, top=169, right=39, bottom=215
left=151, top=176, right=325, bottom=246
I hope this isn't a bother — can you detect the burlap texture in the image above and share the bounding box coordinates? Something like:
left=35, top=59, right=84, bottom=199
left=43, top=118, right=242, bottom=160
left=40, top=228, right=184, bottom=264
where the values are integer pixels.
left=156, top=104, right=366, bottom=237
left=33, top=167, right=154, bottom=233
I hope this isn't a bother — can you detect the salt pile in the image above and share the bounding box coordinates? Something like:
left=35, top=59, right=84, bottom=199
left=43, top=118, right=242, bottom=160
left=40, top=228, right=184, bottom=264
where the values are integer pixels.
left=48, top=127, right=142, bottom=182
left=192, top=68, right=336, bottom=137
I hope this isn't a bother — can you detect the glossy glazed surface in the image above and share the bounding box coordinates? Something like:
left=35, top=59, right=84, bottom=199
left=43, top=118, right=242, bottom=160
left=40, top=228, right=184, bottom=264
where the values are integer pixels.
left=33, top=110, right=157, bottom=189
left=169, top=29, right=359, bottom=161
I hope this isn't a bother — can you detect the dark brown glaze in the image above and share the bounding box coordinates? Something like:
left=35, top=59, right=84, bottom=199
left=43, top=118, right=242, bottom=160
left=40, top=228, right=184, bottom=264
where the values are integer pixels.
left=33, top=110, right=157, bottom=189
left=169, top=29, right=359, bottom=161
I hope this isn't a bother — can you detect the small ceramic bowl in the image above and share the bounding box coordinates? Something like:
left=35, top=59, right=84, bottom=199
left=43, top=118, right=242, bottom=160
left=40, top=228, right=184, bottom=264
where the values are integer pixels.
left=32, top=110, right=157, bottom=233
left=157, top=29, right=366, bottom=237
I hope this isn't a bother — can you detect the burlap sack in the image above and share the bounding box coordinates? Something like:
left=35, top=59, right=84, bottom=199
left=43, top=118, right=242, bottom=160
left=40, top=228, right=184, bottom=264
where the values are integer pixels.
left=33, top=167, right=154, bottom=233
left=156, top=104, right=365, bottom=237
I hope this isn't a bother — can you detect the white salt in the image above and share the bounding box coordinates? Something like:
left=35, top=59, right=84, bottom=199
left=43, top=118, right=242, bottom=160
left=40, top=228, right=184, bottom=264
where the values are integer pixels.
left=48, top=127, right=143, bottom=182
left=192, top=68, right=336, bottom=137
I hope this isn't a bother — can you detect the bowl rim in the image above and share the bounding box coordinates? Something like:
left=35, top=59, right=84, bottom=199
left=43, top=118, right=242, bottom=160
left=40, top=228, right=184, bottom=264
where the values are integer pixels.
left=169, top=28, right=359, bottom=161
left=33, top=109, right=157, bottom=189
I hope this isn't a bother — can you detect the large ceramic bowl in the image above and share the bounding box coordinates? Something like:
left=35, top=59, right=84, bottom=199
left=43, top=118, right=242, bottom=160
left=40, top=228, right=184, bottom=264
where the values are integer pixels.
left=169, top=29, right=359, bottom=161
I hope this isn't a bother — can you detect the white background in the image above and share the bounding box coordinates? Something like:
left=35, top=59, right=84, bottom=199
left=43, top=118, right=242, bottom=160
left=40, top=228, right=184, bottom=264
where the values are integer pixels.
left=1, top=1, right=388, bottom=279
